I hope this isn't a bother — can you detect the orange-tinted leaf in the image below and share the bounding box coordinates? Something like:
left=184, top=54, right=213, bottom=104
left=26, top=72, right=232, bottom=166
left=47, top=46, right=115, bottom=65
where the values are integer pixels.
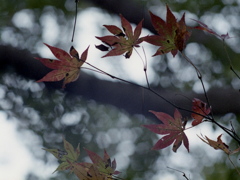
left=96, top=14, right=144, bottom=58
left=143, top=5, right=191, bottom=57
left=88, top=164, right=112, bottom=180
left=143, top=109, right=189, bottom=152
left=191, top=98, right=211, bottom=126
left=72, top=163, right=111, bottom=180
left=85, top=148, right=120, bottom=175
left=71, top=162, right=93, bottom=180
left=35, top=43, right=89, bottom=88
left=198, top=134, right=240, bottom=155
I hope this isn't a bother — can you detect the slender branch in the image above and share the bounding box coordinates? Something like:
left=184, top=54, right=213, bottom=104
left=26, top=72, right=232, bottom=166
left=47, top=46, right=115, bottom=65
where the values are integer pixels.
left=180, top=52, right=240, bottom=145
left=133, top=47, right=150, bottom=88
left=167, top=166, right=190, bottom=180
left=79, top=46, right=240, bottom=144
left=227, top=155, right=240, bottom=176
left=81, top=67, right=106, bottom=75
left=82, top=60, right=206, bottom=116
left=84, top=61, right=147, bottom=89
left=71, top=0, right=79, bottom=42
left=142, top=47, right=151, bottom=89
left=180, top=52, right=211, bottom=110
left=230, top=66, right=240, bottom=79
left=133, top=47, right=146, bottom=71
left=230, top=121, right=240, bottom=140
left=210, top=120, right=240, bottom=143
left=222, top=40, right=240, bottom=82
left=83, top=59, right=184, bottom=110
left=144, top=70, right=150, bottom=89
left=82, top=59, right=228, bottom=117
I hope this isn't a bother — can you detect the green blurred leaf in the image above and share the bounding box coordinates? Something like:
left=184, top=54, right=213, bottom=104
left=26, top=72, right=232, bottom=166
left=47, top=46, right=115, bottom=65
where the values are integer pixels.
left=63, top=138, right=80, bottom=162
left=43, top=138, right=80, bottom=172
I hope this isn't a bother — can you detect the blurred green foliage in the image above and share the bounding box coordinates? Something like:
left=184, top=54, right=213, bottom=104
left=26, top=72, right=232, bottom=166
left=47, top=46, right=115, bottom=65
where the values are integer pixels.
left=0, top=0, right=240, bottom=180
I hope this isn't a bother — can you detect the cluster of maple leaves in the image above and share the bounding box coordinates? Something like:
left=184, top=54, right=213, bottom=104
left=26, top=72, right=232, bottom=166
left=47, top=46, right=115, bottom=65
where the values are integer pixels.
left=43, top=139, right=120, bottom=179
left=36, top=5, right=229, bottom=88
left=37, top=5, right=236, bottom=179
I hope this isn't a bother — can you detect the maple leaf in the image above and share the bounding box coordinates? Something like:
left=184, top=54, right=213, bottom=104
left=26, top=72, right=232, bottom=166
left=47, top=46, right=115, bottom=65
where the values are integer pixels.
left=35, top=43, right=89, bottom=88
left=198, top=134, right=240, bottom=155
left=143, top=109, right=189, bottom=152
left=85, top=148, right=120, bottom=176
left=42, top=138, right=80, bottom=173
left=70, top=148, right=120, bottom=180
left=72, top=163, right=113, bottom=180
left=191, top=19, right=230, bottom=40
left=96, top=14, right=144, bottom=58
left=143, top=5, right=191, bottom=57
left=191, top=98, right=211, bottom=126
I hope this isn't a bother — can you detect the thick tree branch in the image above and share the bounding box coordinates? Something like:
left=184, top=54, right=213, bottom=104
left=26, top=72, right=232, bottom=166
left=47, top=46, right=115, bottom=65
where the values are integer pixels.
left=0, top=45, right=239, bottom=119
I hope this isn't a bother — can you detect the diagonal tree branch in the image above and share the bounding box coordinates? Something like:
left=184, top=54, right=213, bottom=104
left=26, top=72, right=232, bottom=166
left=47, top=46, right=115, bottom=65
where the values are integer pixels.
left=0, top=45, right=239, bottom=120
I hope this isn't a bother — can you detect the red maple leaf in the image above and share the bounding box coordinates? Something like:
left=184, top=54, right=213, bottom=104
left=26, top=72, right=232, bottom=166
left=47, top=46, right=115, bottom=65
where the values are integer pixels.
left=72, top=149, right=120, bottom=180
left=191, top=98, right=211, bottom=126
left=84, top=148, right=120, bottom=175
left=143, top=109, right=189, bottom=152
left=191, top=19, right=230, bottom=40
left=96, top=14, right=144, bottom=58
left=35, top=43, right=89, bottom=88
left=143, top=5, right=191, bottom=57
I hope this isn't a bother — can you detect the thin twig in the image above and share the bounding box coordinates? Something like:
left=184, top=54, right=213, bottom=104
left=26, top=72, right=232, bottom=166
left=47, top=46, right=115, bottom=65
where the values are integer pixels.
left=81, top=59, right=222, bottom=118
left=227, top=155, right=240, bottom=176
left=84, top=61, right=147, bottom=88
left=181, top=52, right=240, bottom=145
left=142, top=47, right=151, bottom=89
left=222, top=40, right=240, bottom=80
left=80, top=53, right=240, bottom=144
left=230, top=121, right=240, bottom=140
left=133, top=47, right=150, bottom=88
left=180, top=52, right=211, bottom=110
left=167, top=166, right=190, bottom=180
left=71, top=0, right=79, bottom=42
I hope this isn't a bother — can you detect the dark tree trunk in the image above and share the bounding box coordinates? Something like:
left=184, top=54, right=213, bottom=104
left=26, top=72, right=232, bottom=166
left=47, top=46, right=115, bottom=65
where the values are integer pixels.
left=0, top=45, right=239, bottom=119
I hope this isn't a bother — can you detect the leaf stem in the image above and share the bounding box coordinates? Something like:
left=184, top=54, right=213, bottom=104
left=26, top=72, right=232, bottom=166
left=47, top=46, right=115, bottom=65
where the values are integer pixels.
left=133, top=47, right=150, bottom=88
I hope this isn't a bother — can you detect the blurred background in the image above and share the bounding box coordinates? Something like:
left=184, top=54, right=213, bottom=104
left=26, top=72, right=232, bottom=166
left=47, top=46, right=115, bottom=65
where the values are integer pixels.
left=0, top=0, right=240, bottom=179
